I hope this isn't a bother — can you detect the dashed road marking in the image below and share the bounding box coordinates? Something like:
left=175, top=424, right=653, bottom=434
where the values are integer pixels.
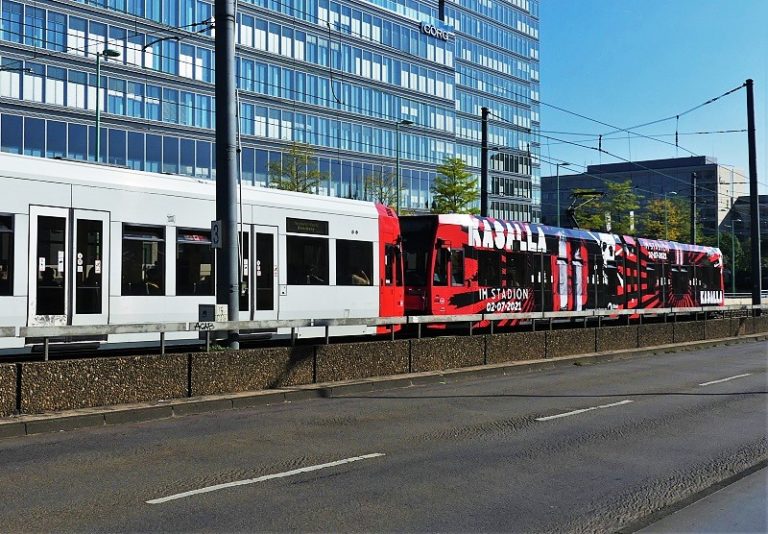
left=146, top=453, right=386, bottom=504
left=699, top=373, right=752, bottom=387
left=535, top=400, right=634, bottom=422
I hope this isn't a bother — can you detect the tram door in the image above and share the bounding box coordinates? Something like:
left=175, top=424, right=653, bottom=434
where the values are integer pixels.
left=27, top=207, right=110, bottom=326
left=251, top=225, right=278, bottom=320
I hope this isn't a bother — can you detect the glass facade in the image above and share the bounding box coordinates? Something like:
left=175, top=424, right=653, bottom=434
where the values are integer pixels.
left=0, top=0, right=539, bottom=217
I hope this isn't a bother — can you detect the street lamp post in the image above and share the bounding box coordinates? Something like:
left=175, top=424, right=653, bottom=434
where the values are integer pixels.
left=555, top=162, right=570, bottom=227
left=94, top=48, right=120, bottom=163
left=394, top=119, right=413, bottom=215
left=664, top=191, right=677, bottom=240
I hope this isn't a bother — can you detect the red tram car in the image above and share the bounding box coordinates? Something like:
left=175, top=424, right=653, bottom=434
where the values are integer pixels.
left=401, top=215, right=724, bottom=321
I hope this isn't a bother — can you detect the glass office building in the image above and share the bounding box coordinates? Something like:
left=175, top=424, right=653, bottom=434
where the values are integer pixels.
left=0, top=0, right=539, bottom=218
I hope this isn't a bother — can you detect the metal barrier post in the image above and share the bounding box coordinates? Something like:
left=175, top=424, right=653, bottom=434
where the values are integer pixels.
left=469, top=321, right=473, bottom=336
left=390, top=324, right=395, bottom=341
left=160, top=332, right=165, bottom=356
left=490, top=320, right=494, bottom=335
left=290, top=327, right=296, bottom=346
left=43, top=337, right=49, bottom=362
left=417, top=323, right=422, bottom=339
left=324, top=325, right=330, bottom=345
left=549, top=317, right=553, bottom=330
left=205, top=331, right=211, bottom=352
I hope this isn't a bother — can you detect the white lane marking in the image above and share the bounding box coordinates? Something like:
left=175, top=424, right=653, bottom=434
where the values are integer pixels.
left=535, top=399, right=634, bottom=422
left=146, top=453, right=385, bottom=505
left=699, top=373, right=752, bottom=387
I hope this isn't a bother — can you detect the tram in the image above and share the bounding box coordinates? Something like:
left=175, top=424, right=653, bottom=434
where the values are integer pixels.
left=0, top=153, right=403, bottom=351
left=401, top=214, right=724, bottom=324
left=0, top=152, right=724, bottom=352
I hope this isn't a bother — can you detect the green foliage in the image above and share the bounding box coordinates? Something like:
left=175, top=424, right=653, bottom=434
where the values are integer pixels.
left=638, top=198, right=688, bottom=241
left=364, top=169, right=398, bottom=208
left=430, top=157, right=479, bottom=214
left=571, top=180, right=639, bottom=234
left=269, top=142, right=326, bottom=193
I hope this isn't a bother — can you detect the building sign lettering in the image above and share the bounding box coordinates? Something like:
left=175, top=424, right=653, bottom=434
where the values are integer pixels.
left=420, top=22, right=450, bottom=41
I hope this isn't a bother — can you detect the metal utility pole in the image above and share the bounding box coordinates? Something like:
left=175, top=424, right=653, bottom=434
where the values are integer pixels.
left=556, top=162, right=570, bottom=227
left=690, top=171, right=697, bottom=244
left=480, top=107, right=489, bottom=217
left=746, top=79, right=762, bottom=307
left=215, top=0, right=240, bottom=348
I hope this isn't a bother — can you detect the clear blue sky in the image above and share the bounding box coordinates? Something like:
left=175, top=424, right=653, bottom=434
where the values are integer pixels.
left=539, top=0, right=768, bottom=194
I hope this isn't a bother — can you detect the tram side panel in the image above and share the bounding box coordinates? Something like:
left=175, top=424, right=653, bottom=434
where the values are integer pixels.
left=0, top=176, right=34, bottom=350
left=275, top=206, right=381, bottom=339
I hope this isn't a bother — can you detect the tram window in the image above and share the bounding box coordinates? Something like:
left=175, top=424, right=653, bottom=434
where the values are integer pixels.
left=122, top=225, right=165, bottom=296
left=671, top=267, right=689, bottom=296
left=336, top=240, right=373, bottom=286
left=477, top=250, right=501, bottom=287
left=506, top=253, right=526, bottom=288
left=287, top=236, right=328, bottom=285
left=0, top=215, right=12, bottom=296
left=176, top=229, right=215, bottom=296
left=646, top=265, right=658, bottom=291
left=384, top=244, right=401, bottom=286
left=450, top=250, right=464, bottom=286
left=433, top=248, right=448, bottom=286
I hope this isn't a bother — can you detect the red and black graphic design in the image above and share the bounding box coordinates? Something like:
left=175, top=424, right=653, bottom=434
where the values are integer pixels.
left=400, top=214, right=724, bottom=327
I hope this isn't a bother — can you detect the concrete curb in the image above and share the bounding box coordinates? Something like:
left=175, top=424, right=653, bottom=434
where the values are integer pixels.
left=1, top=333, right=766, bottom=439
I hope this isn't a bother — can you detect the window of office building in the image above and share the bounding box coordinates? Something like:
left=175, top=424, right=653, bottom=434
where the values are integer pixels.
left=0, top=114, right=22, bottom=154
left=46, top=120, right=66, bottom=158
left=68, top=123, right=87, bottom=160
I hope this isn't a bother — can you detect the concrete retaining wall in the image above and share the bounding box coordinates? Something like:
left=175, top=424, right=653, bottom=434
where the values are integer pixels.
left=191, top=347, right=313, bottom=397
left=0, top=364, right=16, bottom=417
left=673, top=321, right=705, bottom=343
left=548, top=328, right=596, bottom=358
left=753, top=316, right=768, bottom=334
left=316, top=341, right=409, bottom=382
left=639, top=323, right=674, bottom=347
left=705, top=318, right=740, bottom=340
left=20, top=355, right=187, bottom=413
left=6, top=318, right=764, bottom=415
left=411, top=336, right=484, bottom=372
left=596, top=325, right=638, bottom=352
left=486, top=331, right=546, bottom=364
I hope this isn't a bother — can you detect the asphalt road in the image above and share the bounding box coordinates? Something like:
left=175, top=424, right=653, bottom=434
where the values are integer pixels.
left=1, top=341, right=766, bottom=532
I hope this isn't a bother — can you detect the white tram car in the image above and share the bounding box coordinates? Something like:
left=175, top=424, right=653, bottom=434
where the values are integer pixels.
left=0, top=153, right=403, bottom=353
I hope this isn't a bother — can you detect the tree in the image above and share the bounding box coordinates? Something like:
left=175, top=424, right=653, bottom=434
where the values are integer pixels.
left=363, top=168, right=398, bottom=208
left=269, top=142, right=326, bottom=193
left=430, top=157, right=479, bottom=214
left=571, top=180, right=639, bottom=234
left=638, top=198, right=687, bottom=241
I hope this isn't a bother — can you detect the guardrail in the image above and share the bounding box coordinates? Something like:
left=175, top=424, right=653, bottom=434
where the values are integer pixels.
left=5, top=304, right=766, bottom=361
